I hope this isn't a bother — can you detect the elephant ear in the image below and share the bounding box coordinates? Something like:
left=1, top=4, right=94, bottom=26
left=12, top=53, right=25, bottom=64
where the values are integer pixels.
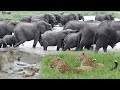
left=44, top=14, right=50, bottom=22
left=36, top=22, right=46, bottom=34
left=6, top=21, right=18, bottom=32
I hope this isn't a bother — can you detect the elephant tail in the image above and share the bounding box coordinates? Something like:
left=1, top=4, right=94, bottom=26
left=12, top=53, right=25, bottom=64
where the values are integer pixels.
left=110, top=60, right=118, bottom=70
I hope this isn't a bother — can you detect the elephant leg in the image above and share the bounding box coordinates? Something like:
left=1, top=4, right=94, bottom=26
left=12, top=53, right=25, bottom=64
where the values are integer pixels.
left=103, top=46, right=107, bottom=52
left=61, top=43, right=64, bottom=51
left=95, top=43, right=102, bottom=53
left=85, top=45, right=91, bottom=50
left=33, top=31, right=41, bottom=48
left=76, top=35, right=82, bottom=51
left=38, top=38, right=43, bottom=46
left=56, top=40, right=62, bottom=51
left=14, top=40, right=25, bottom=47
left=76, top=41, right=84, bottom=51
left=10, top=44, right=12, bottom=47
left=95, top=35, right=108, bottom=53
left=63, top=44, right=67, bottom=51
left=33, top=40, right=38, bottom=48
left=3, top=44, right=7, bottom=48
left=44, top=46, right=47, bottom=51
left=42, top=42, right=48, bottom=51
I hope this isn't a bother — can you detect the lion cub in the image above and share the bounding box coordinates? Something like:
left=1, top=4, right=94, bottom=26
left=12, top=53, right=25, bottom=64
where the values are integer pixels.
left=76, top=52, right=104, bottom=68
left=0, top=48, right=22, bottom=73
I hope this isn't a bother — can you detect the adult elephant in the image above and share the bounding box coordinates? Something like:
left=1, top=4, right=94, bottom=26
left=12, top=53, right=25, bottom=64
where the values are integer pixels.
left=63, top=22, right=101, bottom=51
left=53, top=12, right=64, bottom=24
left=95, top=14, right=114, bottom=21
left=0, top=20, right=18, bottom=38
left=78, top=14, right=84, bottom=21
left=31, top=14, right=56, bottom=28
left=40, top=29, right=78, bottom=51
left=14, top=21, right=52, bottom=48
left=19, top=16, right=32, bottom=22
left=59, top=13, right=79, bottom=26
left=63, top=20, right=100, bottom=31
left=95, top=20, right=120, bottom=52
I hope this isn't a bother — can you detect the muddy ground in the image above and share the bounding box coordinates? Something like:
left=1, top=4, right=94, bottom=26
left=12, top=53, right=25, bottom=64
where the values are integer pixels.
left=0, top=16, right=120, bottom=79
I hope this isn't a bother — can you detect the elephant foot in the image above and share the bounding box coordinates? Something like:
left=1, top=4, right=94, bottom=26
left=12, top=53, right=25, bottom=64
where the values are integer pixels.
left=32, top=46, right=36, bottom=48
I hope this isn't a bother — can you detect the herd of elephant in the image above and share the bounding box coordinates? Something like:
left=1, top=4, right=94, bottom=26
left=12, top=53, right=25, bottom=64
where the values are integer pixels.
left=0, top=12, right=119, bottom=52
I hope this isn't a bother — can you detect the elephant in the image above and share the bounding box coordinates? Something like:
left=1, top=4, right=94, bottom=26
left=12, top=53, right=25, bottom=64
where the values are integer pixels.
left=31, top=14, right=56, bottom=28
left=78, top=14, right=84, bottom=21
left=0, top=20, right=19, bottom=38
left=2, top=11, right=11, bottom=14
left=95, top=14, right=114, bottom=21
left=19, top=16, right=32, bottom=22
left=63, top=32, right=80, bottom=51
left=40, top=29, right=78, bottom=51
left=0, top=18, right=12, bottom=21
left=0, top=35, right=15, bottom=48
left=58, top=13, right=79, bottom=26
left=63, top=20, right=100, bottom=31
left=95, top=20, right=120, bottom=52
left=53, top=12, right=65, bottom=24
left=14, top=21, right=52, bottom=48
left=63, top=22, right=101, bottom=51
left=76, top=22, right=101, bottom=51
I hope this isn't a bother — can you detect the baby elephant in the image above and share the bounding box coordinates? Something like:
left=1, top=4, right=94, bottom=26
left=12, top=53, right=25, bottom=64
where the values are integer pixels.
left=0, top=35, right=15, bottom=48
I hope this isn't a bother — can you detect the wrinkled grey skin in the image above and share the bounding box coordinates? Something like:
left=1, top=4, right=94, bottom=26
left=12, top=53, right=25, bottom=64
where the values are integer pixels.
left=14, top=21, right=52, bottom=48
left=63, top=20, right=100, bottom=31
left=63, top=32, right=79, bottom=51
left=95, top=14, right=114, bottom=21
left=31, top=19, right=44, bottom=23
left=31, top=14, right=56, bottom=28
left=19, top=16, right=32, bottom=22
left=53, top=12, right=82, bottom=26
left=2, top=11, right=11, bottom=14
left=41, top=29, right=78, bottom=51
left=0, top=18, right=12, bottom=21
left=0, top=20, right=18, bottom=38
left=95, top=20, right=120, bottom=52
left=0, top=35, right=15, bottom=48
left=63, top=22, right=101, bottom=51
left=53, top=12, right=64, bottom=24
left=58, top=13, right=79, bottom=26
left=76, top=22, right=101, bottom=51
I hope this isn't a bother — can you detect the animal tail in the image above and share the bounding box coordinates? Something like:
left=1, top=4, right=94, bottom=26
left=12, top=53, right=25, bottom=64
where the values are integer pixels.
left=110, top=60, right=118, bottom=70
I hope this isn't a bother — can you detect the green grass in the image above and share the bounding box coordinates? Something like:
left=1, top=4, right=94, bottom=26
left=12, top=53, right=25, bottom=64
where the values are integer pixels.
left=40, top=50, right=120, bottom=79
left=0, top=11, right=120, bottom=21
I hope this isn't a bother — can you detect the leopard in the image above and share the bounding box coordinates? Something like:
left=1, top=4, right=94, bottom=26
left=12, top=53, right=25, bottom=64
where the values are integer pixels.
left=48, top=57, right=93, bottom=73
left=48, top=57, right=71, bottom=73
left=76, top=52, right=104, bottom=68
